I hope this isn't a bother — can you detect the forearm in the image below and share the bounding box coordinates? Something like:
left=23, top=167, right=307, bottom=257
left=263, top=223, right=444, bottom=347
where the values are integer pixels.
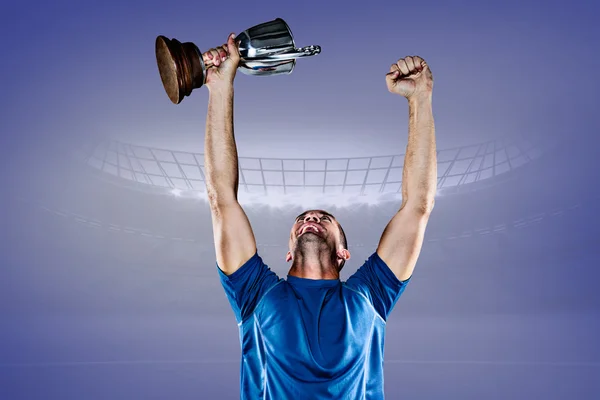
left=204, top=85, right=239, bottom=206
left=401, top=93, right=437, bottom=213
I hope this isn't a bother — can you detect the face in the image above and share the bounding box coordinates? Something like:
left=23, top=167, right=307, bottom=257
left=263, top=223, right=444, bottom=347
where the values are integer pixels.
left=287, top=210, right=347, bottom=264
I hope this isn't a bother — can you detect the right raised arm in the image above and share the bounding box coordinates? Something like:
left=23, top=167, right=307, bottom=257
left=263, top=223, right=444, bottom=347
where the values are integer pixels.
left=204, top=34, right=257, bottom=276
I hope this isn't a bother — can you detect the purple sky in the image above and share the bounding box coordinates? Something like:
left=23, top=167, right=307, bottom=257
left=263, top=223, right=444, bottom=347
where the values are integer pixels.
left=3, top=0, right=598, bottom=158
left=1, top=0, right=599, bottom=399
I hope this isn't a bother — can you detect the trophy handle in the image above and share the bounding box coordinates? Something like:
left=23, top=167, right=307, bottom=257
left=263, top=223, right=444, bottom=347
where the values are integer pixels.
left=243, top=45, right=321, bottom=61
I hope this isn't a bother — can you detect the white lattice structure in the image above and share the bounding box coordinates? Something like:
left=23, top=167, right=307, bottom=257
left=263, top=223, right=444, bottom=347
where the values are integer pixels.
left=77, top=135, right=545, bottom=204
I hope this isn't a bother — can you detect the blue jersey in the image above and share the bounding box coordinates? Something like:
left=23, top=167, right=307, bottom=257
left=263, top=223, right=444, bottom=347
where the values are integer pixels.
left=218, top=251, right=410, bottom=400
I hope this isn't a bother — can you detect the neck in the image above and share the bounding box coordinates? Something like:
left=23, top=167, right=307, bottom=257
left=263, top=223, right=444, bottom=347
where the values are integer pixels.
left=288, top=248, right=339, bottom=280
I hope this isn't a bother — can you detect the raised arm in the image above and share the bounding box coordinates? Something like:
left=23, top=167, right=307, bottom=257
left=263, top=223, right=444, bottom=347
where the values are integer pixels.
left=376, top=56, right=437, bottom=281
left=204, top=33, right=257, bottom=276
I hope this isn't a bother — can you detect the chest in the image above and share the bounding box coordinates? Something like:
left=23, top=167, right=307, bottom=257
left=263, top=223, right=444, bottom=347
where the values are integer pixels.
left=254, top=284, right=377, bottom=368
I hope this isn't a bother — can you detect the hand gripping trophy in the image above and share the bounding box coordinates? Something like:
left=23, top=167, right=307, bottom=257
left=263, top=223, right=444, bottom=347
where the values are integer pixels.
left=155, top=18, right=321, bottom=104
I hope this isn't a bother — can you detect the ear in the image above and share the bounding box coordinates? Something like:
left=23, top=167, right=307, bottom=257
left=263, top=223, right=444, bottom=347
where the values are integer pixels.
left=337, top=249, right=351, bottom=261
left=286, top=251, right=292, bottom=262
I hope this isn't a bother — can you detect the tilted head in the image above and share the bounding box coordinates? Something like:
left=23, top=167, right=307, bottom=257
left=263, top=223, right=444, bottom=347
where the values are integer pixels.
left=286, top=209, right=350, bottom=272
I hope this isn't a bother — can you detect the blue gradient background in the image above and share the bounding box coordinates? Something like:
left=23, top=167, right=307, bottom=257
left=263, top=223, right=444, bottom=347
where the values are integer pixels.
left=1, top=0, right=599, bottom=399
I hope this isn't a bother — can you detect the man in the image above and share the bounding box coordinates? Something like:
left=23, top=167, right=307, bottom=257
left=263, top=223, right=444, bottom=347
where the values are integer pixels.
left=204, top=33, right=436, bottom=399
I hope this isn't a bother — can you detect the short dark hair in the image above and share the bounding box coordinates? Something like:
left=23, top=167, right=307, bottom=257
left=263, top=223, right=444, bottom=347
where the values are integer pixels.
left=337, top=221, right=348, bottom=271
left=337, top=222, right=347, bottom=250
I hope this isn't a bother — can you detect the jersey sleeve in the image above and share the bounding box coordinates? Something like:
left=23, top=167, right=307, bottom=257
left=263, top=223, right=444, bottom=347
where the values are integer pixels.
left=344, top=251, right=410, bottom=321
left=217, top=252, right=281, bottom=324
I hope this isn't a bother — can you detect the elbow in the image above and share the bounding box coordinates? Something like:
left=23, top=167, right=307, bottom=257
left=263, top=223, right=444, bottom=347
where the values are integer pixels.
left=206, top=185, right=237, bottom=211
left=418, top=199, right=435, bottom=216
left=406, top=195, right=435, bottom=216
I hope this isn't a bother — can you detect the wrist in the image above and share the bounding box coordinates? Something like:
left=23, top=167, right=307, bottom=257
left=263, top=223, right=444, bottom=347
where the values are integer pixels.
left=207, top=82, right=234, bottom=95
left=407, top=91, right=432, bottom=106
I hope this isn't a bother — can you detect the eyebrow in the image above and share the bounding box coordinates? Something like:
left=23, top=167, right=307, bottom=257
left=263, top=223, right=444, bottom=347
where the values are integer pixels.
left=295, top=211, right=335, bottom=221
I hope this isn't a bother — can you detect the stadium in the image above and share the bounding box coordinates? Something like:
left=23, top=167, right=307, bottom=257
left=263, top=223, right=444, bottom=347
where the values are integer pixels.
left=3, top=126, right=599, bottom=399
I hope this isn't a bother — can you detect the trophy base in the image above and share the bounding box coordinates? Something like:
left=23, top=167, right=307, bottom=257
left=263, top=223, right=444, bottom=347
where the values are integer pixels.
left=155, top=36, right=205, bottom=104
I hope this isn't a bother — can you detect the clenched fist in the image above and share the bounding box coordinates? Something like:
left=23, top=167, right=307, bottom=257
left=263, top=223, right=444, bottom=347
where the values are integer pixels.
left=205, top=33, right=241, bottom=90
left=386, top=56, right=433, bottom=99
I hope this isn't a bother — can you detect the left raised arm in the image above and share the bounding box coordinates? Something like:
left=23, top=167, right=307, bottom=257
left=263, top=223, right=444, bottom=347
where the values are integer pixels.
left=377, top=56, right=437, bottom=281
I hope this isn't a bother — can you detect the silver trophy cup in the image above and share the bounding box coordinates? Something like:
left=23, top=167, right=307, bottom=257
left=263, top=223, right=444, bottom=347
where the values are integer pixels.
left=155, top=18, right=321, bottom=104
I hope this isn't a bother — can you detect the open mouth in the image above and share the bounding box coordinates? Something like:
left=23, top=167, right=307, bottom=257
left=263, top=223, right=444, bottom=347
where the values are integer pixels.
left=299, top=225, right=320, bottom=235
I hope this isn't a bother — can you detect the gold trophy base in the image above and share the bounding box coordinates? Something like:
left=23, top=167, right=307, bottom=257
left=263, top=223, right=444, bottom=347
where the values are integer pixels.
left=155, top=36, right=206, bottom=104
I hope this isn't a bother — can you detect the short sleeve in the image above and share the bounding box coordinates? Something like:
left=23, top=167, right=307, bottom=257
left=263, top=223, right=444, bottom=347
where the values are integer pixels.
left=344, top=251, right=410, bottom=321
left=217, top=252, right=281, bottom=324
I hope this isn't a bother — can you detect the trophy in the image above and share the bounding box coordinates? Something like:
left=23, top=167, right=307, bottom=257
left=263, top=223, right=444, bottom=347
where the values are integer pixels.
left=155, top=18, right=321, bottom=104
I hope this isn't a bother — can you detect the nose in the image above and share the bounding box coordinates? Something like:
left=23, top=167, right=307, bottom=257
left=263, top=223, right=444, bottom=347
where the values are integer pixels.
left=304, top=214, right=320, bottom=222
